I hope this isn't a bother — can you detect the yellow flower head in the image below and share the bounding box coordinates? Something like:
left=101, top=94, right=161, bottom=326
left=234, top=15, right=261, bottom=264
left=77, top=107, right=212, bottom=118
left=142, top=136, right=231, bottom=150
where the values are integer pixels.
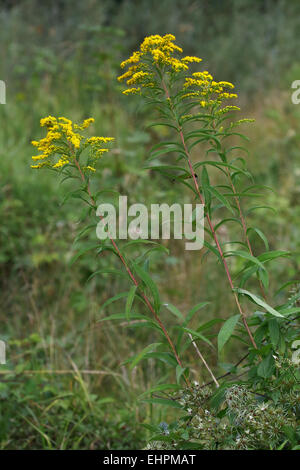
left=31, top=116, right=114, bottom=172
left=119, top=34, right=238, bottom=113
left=118, top=34, right=202, bottom=94
left=182, top=71, right=237, bottom=108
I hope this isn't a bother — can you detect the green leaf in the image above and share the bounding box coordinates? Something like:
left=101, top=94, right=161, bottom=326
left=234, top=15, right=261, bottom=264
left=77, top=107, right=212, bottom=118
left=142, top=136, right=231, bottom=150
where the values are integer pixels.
left=258, top=250, right=291, bottom=263
left=268, top=319, right=280, bottom=348
left=277, top=307, right=300, bottom=316
left=239, top=265, right=258, bottom=287
left=201, top=166, right=211, bottom=211
left=247, top=227, right=269, bottom=250
left=257, top=354, right=275, bottom=378
left=225, top=250, right=265, bottom=271
left=203, top=241, right=222, bottom=263
left=275, top=280, right=300, bottom=296
left=194, top=160, right=250, bottom=178
left=100, top=292, right=128, bottom=310
left=128, top=343, right=162, bottom=370
left=145, top=351, right=178, bottom=367
left=207, top=186, right=234, bottom=214
left=125, top=285, right=137, bottom=320
left=138, top=384, right=180, bottom=399
left=147, top=122, right=179, bottom=131
left=133, top=263, right=161, bottom=313
left=176, top=302, right=210, bottom=352
left=182, top=327, right=213, bottom=348
left=257, top=268, right=269, bottom=290
left=97, top=313, right=148, bottom=323
left=215, top=217, right=242, bottom=231
left=246, top=205, right=276, bottom=215
left=148, top=147, right=186, bottom=160
left=69, top=243, right=101, bottom=265
left=134, top=245, right=169, bottom=265
left=163, top=303, right=184, bottom=321
left=176, top=365, right=189, bottom=385
left=144, top=164, right=189, bottom=176
left=235, top=288, right=283, bottom=318
left=186, top=302, right=210, bottom=324
left=198, top=318, right=223, bottom=332
left=74, top=223, right=97, bottom=243
left=87, top=268, right=128, bottom=282
left=218, top=315, right=240, bottom=353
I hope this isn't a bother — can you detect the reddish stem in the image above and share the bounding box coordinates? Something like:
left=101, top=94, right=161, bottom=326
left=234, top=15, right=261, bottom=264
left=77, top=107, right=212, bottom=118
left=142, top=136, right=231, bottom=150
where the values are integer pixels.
left=73, top=158, right=189, bottom=384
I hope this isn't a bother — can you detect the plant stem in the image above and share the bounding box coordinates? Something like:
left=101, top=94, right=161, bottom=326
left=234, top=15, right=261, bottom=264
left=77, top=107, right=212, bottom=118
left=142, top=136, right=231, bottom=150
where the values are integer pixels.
left=73, top=158, right=190, bottom=385
left=188, top=333, right=219, bottom=387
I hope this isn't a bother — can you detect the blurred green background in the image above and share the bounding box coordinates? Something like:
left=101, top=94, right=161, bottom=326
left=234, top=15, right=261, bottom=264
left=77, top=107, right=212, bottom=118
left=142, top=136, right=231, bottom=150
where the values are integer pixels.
left=0, top=0, right=299, bottom=449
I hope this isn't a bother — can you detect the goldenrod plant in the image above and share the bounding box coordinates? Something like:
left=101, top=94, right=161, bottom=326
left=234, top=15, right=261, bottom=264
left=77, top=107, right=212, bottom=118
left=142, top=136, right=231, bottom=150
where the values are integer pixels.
left=31, top=114, right=188, bottom=384
left=118, top=34, right=300, bottom=449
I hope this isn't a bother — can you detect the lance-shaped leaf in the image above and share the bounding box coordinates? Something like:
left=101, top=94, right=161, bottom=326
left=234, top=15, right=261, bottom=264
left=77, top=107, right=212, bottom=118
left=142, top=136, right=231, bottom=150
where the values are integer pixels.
left=133, top=263, right=161, bottom=313
left=235, top=288, right=283, bottom=318
left=207, top=186, right=234, bottom=214
left=218, top=315, right=240, bottom=353
left=128, top=343, right=162, bottom=370
left=125, top=285, right=138, bottom=320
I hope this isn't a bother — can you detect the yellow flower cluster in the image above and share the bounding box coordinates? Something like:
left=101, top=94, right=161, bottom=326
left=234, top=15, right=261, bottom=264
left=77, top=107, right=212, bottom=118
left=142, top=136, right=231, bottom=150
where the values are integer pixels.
left=181, top=56, right=202, bottom=64
left=31, top=116, right=114, bottom=172
left=86, top=136, right=114, bottom=160
left=74, top=118, right=95, bottom=130
left=182, top=71, right=237, bottom=107
left=118, top=34, right=202, bottom=94
left=119, top=34, right=238, bottom=115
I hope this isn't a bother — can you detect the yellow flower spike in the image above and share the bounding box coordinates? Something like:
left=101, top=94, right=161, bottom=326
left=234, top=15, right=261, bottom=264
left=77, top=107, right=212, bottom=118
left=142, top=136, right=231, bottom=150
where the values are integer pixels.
left=53, top=158, right=69, bottom=168
left=82, top=118, right=94, bottom=128
left=31, top=154, right=48, bottom=161
left=218, top=81, right=235, bottom=89
left=87, top=137, right=114, bottom=144
left=118, top=66, right=138, bottom=82
left=120, top=51, right=141, bottom=68
left=122, top=87, right=141, bottom=95
left=182, top=56, right=202, bottom=63
left=127, top=71, right=151, bottom=86
left=74, top=118, right=95, bottom=130
left=40, top=116, right=57, bottom=128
